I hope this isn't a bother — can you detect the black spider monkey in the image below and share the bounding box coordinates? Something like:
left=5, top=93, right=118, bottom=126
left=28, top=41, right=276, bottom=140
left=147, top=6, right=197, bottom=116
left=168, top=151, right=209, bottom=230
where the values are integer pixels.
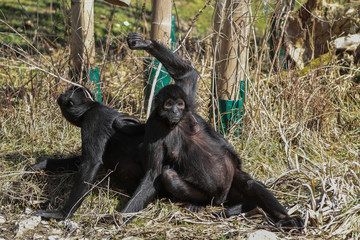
left=25, top=86, right=146, bottom=219
left=121, top=32, right=303, bottom=229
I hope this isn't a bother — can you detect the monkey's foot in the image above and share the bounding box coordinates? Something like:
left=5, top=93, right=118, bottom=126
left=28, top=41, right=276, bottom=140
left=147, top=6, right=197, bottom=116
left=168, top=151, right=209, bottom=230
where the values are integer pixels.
left=275, top=216, right=304, bottom=231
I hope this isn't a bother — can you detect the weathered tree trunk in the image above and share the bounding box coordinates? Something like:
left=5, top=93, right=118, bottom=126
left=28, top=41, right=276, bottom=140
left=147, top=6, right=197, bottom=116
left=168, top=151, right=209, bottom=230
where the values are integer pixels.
left=150, top=0, right=173, bottom=45
left=70, top=0, right=95, bottom=81
left=213, top=0, right=250, bottom=134
left=214, top=0, right=249, bottom=101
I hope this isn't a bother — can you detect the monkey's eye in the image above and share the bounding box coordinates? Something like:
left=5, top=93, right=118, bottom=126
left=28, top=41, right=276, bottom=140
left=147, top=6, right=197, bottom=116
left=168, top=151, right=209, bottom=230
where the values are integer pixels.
left=164, top=99, right=174, bottom=109
left=68, top=100, right=74, bottom=106
left=176, top=99, right=185, bottom=108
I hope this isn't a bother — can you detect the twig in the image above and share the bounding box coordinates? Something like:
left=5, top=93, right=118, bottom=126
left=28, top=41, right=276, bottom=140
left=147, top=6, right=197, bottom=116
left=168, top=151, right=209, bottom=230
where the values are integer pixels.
left=146, top=61, right=162, bottom=119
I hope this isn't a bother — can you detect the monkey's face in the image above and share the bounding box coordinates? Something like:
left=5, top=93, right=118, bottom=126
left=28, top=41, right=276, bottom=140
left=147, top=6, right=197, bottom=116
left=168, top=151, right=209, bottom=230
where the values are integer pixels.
left=57, top=86, right=94, bottom=127
left=160, top=98, right=185, bottom=126
left=154, top=84, right=190, bottom=128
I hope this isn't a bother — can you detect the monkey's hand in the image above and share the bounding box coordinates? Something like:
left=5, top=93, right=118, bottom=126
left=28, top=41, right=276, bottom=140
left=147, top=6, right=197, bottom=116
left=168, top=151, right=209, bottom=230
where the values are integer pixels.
left=33, top=209, right=70, bottom=220
left=22, top=161, right=47, bottom=179
left=127, top=32, right=152, bottom=50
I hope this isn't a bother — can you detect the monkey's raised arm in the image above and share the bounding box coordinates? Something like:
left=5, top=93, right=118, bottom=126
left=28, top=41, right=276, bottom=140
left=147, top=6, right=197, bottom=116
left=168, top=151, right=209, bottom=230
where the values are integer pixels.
left=127, top=32, right=198, bottom=103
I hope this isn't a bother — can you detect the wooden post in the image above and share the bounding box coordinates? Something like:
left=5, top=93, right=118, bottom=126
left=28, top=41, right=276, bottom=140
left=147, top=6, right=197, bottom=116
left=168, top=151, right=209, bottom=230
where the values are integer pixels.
left=150, top=0, right=173, bottom=45
left=70, top=0, right=95, bottom=81
left=214, top=0, right=249, bottom=100
left=213, top=0, right=250, bottom=134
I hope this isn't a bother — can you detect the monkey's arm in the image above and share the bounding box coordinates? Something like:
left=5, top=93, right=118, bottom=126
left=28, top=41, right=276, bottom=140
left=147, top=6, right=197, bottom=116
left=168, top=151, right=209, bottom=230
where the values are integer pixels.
left=127, top=32, right=198, bottom=103
left=33, top=125, right=106, bottom=219
left=120, top=170, right=158, bottom=213
left=121, top=126, right=164, bottom=213
left=23, top=156, right=80, bottom=179
left=113, top=118, right=145, bottom=136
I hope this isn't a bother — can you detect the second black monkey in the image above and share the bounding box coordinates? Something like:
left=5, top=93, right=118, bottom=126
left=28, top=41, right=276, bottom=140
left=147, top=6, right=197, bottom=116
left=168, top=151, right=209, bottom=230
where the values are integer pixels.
left=26, top=86, right=146, bottom=219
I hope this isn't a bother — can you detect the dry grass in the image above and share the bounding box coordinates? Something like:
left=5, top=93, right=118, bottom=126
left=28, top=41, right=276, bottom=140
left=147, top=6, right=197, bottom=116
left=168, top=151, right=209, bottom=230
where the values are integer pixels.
left=1, top=1, right=360, bottom=239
